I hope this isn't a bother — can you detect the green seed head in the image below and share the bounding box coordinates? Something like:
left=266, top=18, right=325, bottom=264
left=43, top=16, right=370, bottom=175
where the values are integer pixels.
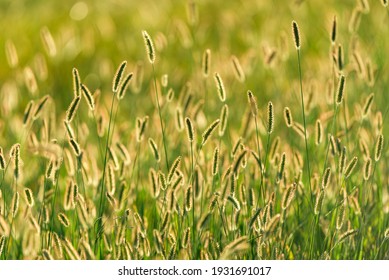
left=142, top=30, right=155, bottom=64
left=336, top=75, right=346, bottom=105
left=267, top=101, right=274, bottom=134
left=292, top=20, right=301, bottom=49
left=374, top=134, right=384, bottom=162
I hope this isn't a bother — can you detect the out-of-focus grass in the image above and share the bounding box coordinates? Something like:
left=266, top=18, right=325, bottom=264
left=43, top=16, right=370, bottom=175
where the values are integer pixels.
left=0, top=0, right=388, bottom=260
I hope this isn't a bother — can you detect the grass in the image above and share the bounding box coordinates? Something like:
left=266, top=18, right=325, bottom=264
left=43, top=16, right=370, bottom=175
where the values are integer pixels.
left=0, top=0, right=388, bottom=260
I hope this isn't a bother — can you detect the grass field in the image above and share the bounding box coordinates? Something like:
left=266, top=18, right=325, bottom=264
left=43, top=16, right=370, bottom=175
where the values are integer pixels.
left=0, top=0, right=388, bottom=260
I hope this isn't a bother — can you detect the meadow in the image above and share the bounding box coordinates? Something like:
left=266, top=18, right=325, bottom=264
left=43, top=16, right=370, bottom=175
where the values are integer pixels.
left=0, top=0, right=388, bottom=260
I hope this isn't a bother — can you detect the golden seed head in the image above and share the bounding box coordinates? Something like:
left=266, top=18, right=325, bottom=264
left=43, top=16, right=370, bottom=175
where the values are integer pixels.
left=247, top=91, right=258, bottom=117
left=339, top=146, right=347, bottom=175
left=24, top=188, right=34, bottom=207
left=231, top=55, right=245, bottom=82
left=202, top=49, right=211, bottom=78
left=284, top=107, right=293, bottom=127
left=148, top=138, right=160, bottom=162
left=5, top=40, right=18, bottom=68
left=58, top=213, right=70, bottom=227
left=322, top=167, right=331, bottom=189
left=363, top=158, right=371, bottom=181
left=11, top=191, right=19, bottom=218
left=282, top=183, right=296, bottom=210
left=0, top=235, right=5, bottom=256
left=314, top=189, right=325, bottom=215
left=219, top=104, right=229, bottom=136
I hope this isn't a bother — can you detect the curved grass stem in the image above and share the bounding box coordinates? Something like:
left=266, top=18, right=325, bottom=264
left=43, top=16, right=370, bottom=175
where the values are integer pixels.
left=296, top=49, right=313, bottom=209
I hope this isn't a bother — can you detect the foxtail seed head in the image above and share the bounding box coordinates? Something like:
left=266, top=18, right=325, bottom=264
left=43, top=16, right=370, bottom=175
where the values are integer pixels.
left=247, top=91, right=258, bottom=117
left=315, top=120, right=322, bottom=145
left=5, top=40, right=18, bottom=68
left=331, top=15, right=337, bottom=44
left=201, top=119, right=220, bottom=147
left=337, top=44, right=344, bottom=71
left=11, top=191, right=19, bottom=218
left=24, top=188, right=34, bottom=207
left=69, top=138, right=81, bottom=157
left=336, top=75, right=346, bottom=105
left=212, top=147, right=219, bottom=176
left=168, top=156, right=181, bottom=183
left=322, top=168, right=331, bottom=189
left=214, top=73, right=226, bottom=102
left=231, top=55, right=245, bottom=82
left=66, top=96, right=81, bottom=123
left=112, top=61, right=127, bottom=93
left=23, top=101, right=34, bottom=125
left=185, top=185, right=192, bottom=212
left=158, top=171, right=167, bottom=191
left=0, top=235, right=5, bottom=256
left=219, top=104, right=229, bottom=136
left=202, top=49, right=211, bottom=78
left=267, top=101, right=274, bottom=134
left=344, top=157, right=358, bottom=179
left=278, top=153, right=286, bottom=181
left=314, top=189, right=325, bottom=215
left=182, top=227, right=191, bottom=249
left=339, top=146, right=347, bottom=175
left=58, top=213, right=70, bottom=227
left=284, top=107, right=293, bottom=127
left=161, top=74, right=168, bottom=87
left=282, top=183, right=296, bottom=210
left=11, top=143, right=21, bottom=180
left=0, top=147, right=5, bottom=170
left=33, top=95, right=50, bottom=120
left=336, top=202, right=345, bottom=230
left=330, top=135, right=337, bottom=155
left=81, top=84, right=95, bottom=111
left=363, top=158, right=371, bottom=181
left=40, top=27, right=57, bottom=57
left=117, top=73, right=133, bottom=100
left=374, top=134, right=384, bottom=162
left=227, top=195, right=241, bottom=211
left=292, top=20, right=300, bottom=49
left=142, top=30, right=155, bottom=64
left=185, top=117, right=194, bottom=143
left=148, top=138, right=160, bottom=162
left=72, top=68, right=81, bottom=97
left=338, top=229, right=358, bottom=243
left=362, top=93, right=374, bottom=117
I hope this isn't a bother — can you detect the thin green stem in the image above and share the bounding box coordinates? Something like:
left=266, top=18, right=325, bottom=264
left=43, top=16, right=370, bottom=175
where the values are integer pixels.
left=254, top=117, right=264, bottom=208
left=297, top=49, right=313, bottom=208
left=94, top=92, right=117, bottom=257
left=152, top=64, right=170, bottom=171
left=189, top=142, right=195, bottom=258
